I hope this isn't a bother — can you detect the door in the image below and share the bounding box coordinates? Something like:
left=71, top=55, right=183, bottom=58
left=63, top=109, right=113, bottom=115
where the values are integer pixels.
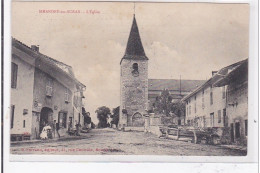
left=235, top=122, right=240, bottom=138
left=39, top=107, right=53, bottom=133
left=230, top=123, right=234, bottom=143
left=132, top=112, right=144, bottom=127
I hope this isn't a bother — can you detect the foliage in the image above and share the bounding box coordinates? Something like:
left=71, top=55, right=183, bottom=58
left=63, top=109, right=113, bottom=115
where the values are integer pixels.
left=152, top=89, right=173, bottom=116
left=95, top=106, right=111, bottom=128
left=82, top=107, right=91, bottom=124
left=110, top=106, right=120, bottom=126
left=171, top=101, right=186, bottom=118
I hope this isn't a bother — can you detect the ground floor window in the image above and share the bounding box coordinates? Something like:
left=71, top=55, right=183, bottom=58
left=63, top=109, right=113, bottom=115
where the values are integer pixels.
left=223, top=108, right=228, bottom=127
left=210, top=112, right=214, bottom=127
left=218, top=110, right=221, bottom=123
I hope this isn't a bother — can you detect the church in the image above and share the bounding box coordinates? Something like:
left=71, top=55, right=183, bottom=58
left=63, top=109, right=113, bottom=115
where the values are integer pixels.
left=119, top=15, right=205, bottom=129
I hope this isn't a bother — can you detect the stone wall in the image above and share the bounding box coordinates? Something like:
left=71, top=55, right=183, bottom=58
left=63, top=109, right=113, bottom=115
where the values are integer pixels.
left=119, top=59, right=148, bottom=127
left=227, top=80, right=248, bottom=146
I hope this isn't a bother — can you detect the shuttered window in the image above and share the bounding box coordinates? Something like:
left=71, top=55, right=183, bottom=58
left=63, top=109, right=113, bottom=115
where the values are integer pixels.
left=46, top=79, right=53, bottom=96
left=10, top=105, right=15, bottom=128
left=65, top=88, right=69, bottom=102
left=11, top=63, right=18, bottom=88
left=218, top=110, right=221, bottom=123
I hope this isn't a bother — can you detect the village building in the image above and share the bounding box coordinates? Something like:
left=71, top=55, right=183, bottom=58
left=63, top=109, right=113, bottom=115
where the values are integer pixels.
left=214, top=59, right=248, bottom=145
left=182, top=59, right=248, bottom=144
left=11, top=38, right=86, bottom=141
left=119, top=15, right=205, bottom=129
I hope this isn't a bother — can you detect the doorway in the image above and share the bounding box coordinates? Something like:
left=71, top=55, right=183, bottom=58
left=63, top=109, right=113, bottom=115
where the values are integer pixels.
left=230, top=123, right=234, bottom=143
left=39, top=107, right=53, bottom=133
left=132, top=112, right=144, bottom=127
left=235, top=122, right=241, bottom=138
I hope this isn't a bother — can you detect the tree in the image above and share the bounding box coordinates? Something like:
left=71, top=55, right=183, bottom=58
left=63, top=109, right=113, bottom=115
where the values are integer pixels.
left=95, top=106, right=111, bottom=128
left=170, top=101, right=186, bottom=118
left=153, top=89, right=173, bottom=116
left=82, top=107, right=91, bottom=124
left=110, top=106, right=119, bottom=126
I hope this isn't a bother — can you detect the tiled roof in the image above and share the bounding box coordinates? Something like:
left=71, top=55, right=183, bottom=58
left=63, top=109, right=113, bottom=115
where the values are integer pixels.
left=148, top=79, right=205, bottom=92
left=12, top=37, right=85, bottom=88
left=182, top=59, right=247, bottom=101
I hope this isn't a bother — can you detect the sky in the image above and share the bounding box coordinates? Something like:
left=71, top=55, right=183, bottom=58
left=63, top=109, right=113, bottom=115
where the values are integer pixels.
left=12, top=2, right=249, bottom=123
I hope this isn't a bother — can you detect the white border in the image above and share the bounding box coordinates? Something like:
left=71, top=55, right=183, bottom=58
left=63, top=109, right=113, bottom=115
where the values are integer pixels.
left=3, top=0, right=259, bottom=165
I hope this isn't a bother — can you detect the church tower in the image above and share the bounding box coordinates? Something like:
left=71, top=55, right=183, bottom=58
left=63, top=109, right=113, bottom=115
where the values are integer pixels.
left=119, top=15, right=149, bottom=128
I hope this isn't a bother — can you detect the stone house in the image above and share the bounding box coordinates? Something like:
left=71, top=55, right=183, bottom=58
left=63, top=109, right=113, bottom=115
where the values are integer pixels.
left=11, top=38, right=86, bottom=141
left=214, top=59, right=248, bottom=145
left=182, top=60, right=246, bottom=129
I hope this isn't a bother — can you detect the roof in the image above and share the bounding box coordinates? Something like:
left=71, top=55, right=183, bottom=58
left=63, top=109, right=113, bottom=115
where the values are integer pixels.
left=214, top=59, right=248, bottom=87
left=148, top=79, right=206, bottom=92
left=12, top=37, right=86, bottom=88
left=181, top=59, right=247, bottom=102
left=121, top=15, right=148, bottom=63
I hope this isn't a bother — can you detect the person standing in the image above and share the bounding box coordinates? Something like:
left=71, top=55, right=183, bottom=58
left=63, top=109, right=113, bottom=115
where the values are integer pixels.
left=75, top=121, right=81, bottom=136
left=56, top=121, right=60, bottom=138
left=53, top=120, right=56, bottom=138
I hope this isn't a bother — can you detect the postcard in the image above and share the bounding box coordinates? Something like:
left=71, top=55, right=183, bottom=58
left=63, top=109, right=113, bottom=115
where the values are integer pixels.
left=8, top=1, right=257, bottom=163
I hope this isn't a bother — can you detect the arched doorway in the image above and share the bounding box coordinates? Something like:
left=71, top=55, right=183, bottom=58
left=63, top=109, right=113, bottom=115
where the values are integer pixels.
left=132, top=112, right=144, bottom=127
left=39, top=107, right=53, bottom=133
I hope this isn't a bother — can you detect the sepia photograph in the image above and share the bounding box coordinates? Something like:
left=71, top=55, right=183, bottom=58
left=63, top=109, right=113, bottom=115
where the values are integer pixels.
left=9, top=1, right=251, bottom=157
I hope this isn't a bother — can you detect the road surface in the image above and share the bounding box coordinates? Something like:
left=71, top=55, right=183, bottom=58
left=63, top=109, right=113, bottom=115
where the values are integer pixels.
left=10, top=128, right=246, bottom=156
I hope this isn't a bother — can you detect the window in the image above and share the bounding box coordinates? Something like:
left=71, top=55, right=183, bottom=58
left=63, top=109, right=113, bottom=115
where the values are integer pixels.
left=202, top=91, right=205, bottom=109
left=223, top=109, right=228, bottom=127
left=210, top=88, right=213, bottom=105
left=23, top=120, right=25, bottom=128
left=11, top=62, right=18, bottom=88
left=218, top=110, right=221, bottom=123
left=186, top=107, right=188, bottom=116
left=133, top=63, right=138, bottom=71
left=245, top=120, right=248, bottom=136
left=189, top=105, right=191, bottom=115
left=10, top=105, right=15, bottom=129
left=46, top=79, right=53, bottom=96
left=222, top=86, right=226, bottom=99
left=58, top=112, right=67, bottom=128
left=203, top=116, right=206, bottom=127
left=65, top=88, right=69, bottom=102
left=210, top=112, right=214, bottom=127
left=194, top=102, right=196, bottom=113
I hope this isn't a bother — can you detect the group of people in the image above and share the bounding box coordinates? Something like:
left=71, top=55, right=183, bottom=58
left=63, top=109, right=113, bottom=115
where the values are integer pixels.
left=40, top=120, right=82, bottom=139
left=40, top=120, right=60, bottom=140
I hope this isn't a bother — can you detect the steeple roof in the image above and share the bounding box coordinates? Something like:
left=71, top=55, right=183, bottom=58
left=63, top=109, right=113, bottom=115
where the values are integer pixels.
left=121, top=15, right=148, bottom=63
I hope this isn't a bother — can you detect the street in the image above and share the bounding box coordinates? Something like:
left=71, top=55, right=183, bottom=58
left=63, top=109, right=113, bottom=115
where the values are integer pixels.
left=11, top=128, right=246, bottom=156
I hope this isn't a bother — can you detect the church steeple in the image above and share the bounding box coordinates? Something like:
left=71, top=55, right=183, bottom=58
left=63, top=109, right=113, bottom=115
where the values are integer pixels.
left=121, top=15, right=148, bottom=62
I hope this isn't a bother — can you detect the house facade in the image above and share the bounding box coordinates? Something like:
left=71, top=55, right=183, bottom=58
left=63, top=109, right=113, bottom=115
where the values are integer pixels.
left=11, top=38, right=86, bottom=141
left=182, top=60, right=246, bottom=129
left=214, top=59, right=248, bottom=145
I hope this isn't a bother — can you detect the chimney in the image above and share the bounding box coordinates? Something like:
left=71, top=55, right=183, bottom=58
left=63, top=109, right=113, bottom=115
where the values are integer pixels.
left=212, top=71, right=218, bottom=76
left=31, top=45, right=39, bottom=52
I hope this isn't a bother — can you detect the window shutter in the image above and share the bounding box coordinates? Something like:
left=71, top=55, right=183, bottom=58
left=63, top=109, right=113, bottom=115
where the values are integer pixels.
left=11, top=63, right=18, bottom=88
